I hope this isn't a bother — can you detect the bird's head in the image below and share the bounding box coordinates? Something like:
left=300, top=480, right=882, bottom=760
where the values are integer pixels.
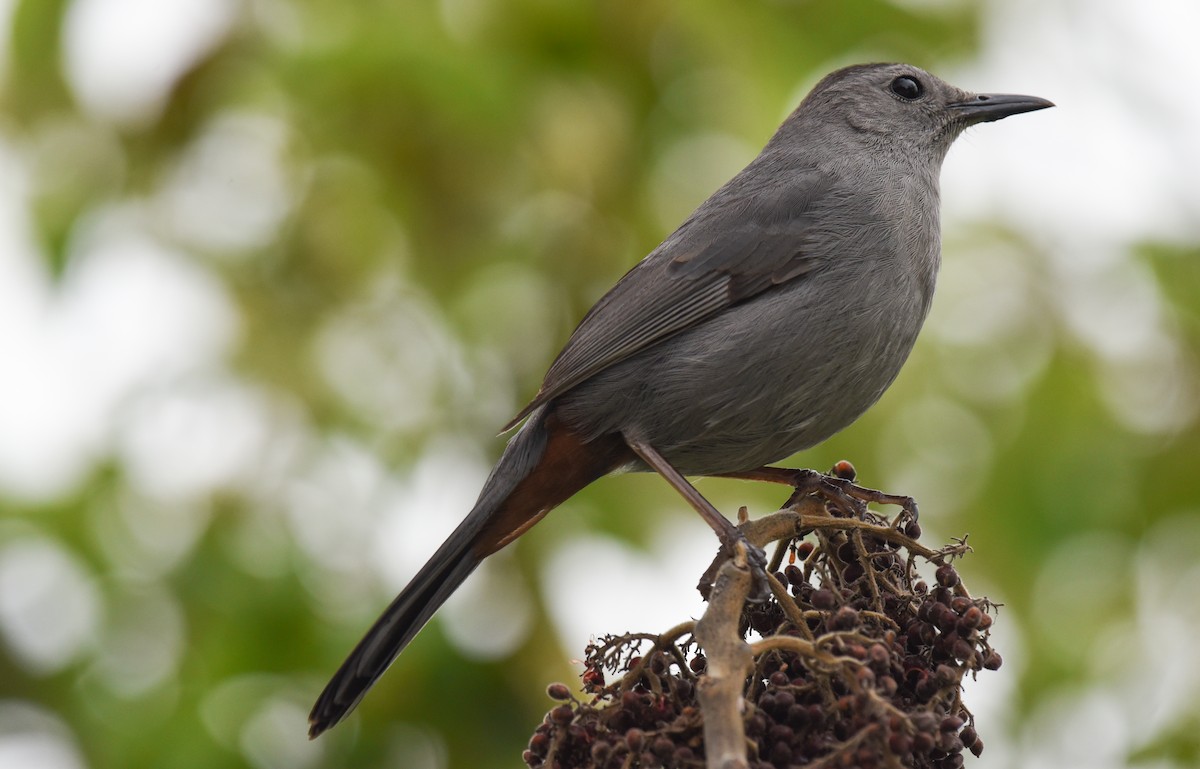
left=774, top=63, right=1053, bottom=161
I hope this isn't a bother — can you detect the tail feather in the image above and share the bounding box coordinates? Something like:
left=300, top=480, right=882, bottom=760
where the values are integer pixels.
left=308, top=407, right=631, bottom=737
left=308, top=409, right=553, bottom=738
left=307, top=538, right=482, bottom=737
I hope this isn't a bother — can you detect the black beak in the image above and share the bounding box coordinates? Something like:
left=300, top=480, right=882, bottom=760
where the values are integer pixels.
left=948, top=93, right=1055, bottom=124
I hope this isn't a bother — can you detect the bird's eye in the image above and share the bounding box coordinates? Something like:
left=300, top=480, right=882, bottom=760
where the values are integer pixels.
left=890, top=76, right=924, bottom=100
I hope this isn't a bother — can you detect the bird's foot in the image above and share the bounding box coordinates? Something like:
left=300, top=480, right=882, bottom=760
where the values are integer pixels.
left=708, top=521, right=771, bottom=604
left=786, top=461, right=919, bottom=524
left=718, top=461, right=918, bottom=524
left=698, top=532, right=770, bottom=603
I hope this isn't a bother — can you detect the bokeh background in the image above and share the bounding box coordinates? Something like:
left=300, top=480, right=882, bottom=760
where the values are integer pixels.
left=1, top=1, right=1198, bottom=768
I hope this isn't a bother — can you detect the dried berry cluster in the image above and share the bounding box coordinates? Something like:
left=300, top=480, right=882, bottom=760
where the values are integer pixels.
left=524, top=489, right=1000, bottom=769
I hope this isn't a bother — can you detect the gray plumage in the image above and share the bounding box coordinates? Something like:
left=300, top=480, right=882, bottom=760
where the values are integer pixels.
left=309, top=62, right=1052, bottom=737
left=541, top=63, right=1046, bottom=473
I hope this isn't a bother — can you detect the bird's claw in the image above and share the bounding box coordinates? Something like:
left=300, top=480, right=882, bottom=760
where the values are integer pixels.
left=697, top=531, right=771, bottom=603
left=737, top=537, right=771, bottom=604
left=785, top=466, right=918, bottom=523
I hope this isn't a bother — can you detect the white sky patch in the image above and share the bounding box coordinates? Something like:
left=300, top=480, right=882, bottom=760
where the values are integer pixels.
left=62, top=0, right=238, bottom=126
left=0, top=193, right=238, bottom=500
left=0, top=704, right=87, bottom=769
left=542, top=518, right=713, bottom=663
left=0, top=536, right=101, bottom=673
left=283, top=437, right=395, bottom=577
left=86, top=584, right=185, bottom=698
left=155, top=113, right=295, bottom=254
left=943, top=0, right=1200, bottom=246
left=115, top=376, right=276, bottom=500
left=312, top=287, right=480, bottom=434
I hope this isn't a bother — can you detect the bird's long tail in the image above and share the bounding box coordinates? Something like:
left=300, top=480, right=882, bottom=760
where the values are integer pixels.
left=308, top=407, right=628, bottom=738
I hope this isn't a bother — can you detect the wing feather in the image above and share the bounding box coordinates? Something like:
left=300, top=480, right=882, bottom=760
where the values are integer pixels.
left=502, top=167, right=837, bottom=430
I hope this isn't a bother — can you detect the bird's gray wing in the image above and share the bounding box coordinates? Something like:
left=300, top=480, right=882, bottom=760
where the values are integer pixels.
left=503, top=168, right=838, bottom=431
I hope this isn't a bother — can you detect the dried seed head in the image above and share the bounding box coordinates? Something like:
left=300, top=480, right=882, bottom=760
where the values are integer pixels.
left=936, top=563, right=960, bottom=588
left=831, top=460, right=857, bottom=480
left=830, top=605, right=860, bottom=630
left=811, top=588, right=838, bottom=610
left=969, top=736, right=985, bottom=757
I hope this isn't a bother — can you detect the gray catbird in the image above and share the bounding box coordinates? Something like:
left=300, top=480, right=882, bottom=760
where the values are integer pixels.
left=308, top=62, right=1052, bottom=737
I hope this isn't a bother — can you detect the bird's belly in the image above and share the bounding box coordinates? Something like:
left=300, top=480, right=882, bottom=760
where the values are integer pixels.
left=557, top=276, right=928, bottom=476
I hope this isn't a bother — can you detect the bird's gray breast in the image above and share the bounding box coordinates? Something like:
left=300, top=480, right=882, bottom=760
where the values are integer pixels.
left=557, top=172, right=941, bottom=476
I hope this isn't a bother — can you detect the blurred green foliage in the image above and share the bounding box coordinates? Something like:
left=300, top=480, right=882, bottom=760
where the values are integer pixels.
left=2, top=2, right=1199, bottom=769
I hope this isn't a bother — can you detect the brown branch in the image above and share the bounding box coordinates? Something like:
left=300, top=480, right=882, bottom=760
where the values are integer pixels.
left=749, top=635, right=854, bottom=668
left=694, top=541, right=755, bottom=769
left=765, top=572, right=813, bottom=640
left=617, top=621, right=697, bottom=690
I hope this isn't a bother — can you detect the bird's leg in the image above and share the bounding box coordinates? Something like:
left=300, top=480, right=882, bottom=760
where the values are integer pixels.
left=624, top=436, right=770, bottom=601
left=716, top=463, right=919, bottom=523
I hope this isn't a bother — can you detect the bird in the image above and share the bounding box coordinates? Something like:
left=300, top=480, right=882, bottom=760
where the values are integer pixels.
left=308, top=62, right=1052, bottom=737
